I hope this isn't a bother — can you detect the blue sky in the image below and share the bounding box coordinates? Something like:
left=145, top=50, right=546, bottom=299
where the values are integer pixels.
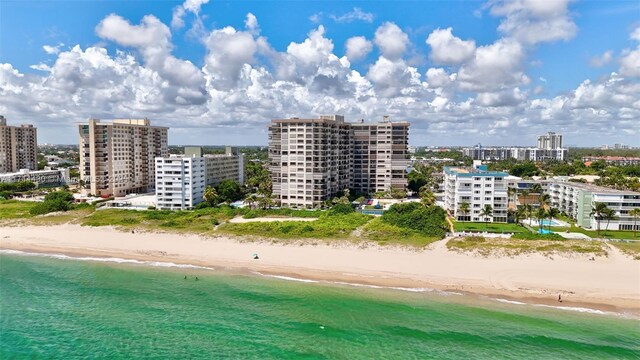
left=1, top=0, right=639, bottom=146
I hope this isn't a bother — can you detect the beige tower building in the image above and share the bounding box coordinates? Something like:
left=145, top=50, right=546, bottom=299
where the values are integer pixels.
left=351, top=119, right=410, bottom=195
left=268, top=115, right=410, bottom=209
left=79, top=118, right=168, bottom=197
left=269, top=115, right=353, bottom=209
left=0, top=115, right=38, bottom=173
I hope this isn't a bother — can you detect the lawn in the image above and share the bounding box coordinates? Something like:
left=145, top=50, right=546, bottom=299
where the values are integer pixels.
left=446, top=236, right=608, bottom=257
left=217, top=212, right=372, bottom=240
left=452, top=221, right=527, bottom=234
left=359, top=218, right=442, bottom=247
left=0, top=200, right=34, bottom=220
left=542, top=225, right=640, bottom=240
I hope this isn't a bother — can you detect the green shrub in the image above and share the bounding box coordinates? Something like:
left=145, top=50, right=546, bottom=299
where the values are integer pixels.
left=380, top=202, right=447, bottom=238
left=29, top=197, right=73, bottom=215
left=327, top=203, right=354, bottom=216
left=44, top=191, right=74, bottom=203
left=194, top=202, right=210, bottom=210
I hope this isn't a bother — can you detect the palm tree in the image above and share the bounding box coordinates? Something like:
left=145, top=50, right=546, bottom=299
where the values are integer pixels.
left=539, top=193, right=550, bottom=210
left=420, top=189, right=436, bottom=207
left=203, top=186, right=218, bottom=207
left=520, top=189, right=530, bottom=206
left=534, top=207, right=547, bottom=231
left=507, top=187, right=516, bottom=208
left=589, top=202, right=609, bottom=236
left=547, top=208, right=560, bottom=232
left=458, top=202, right=470, bottom=221
left=514, top=206, right=526, bottom=227
left=531, top=183, right=542, bottom=194
left=602, top=207, right=617, bottom=237
left=480, top=204, right=493, bottom=231
left=524, top=203, right=533, bottom=225
left=244, top=193, right=258, bottom=209
left=630, top=208, right=640, bottom=238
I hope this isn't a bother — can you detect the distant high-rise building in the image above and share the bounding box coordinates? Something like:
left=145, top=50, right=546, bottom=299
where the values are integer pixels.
left=463, top=131, right=568, bottom=162
left=268, top=115, right=409, bottom=209
left=79, top=118, right=168, bottom=197
left=537, top=132, right=563, bottom=150
left=0, top=115, right=38, bottom=173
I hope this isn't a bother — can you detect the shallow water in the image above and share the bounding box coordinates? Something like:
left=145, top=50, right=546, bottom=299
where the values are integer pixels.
left=1, top=251, right=638, bottom=359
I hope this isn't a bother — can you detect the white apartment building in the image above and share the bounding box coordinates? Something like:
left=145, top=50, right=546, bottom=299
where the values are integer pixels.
left=463, top=146, right=567, bottom=162
left=0, top=115, right=38, bottom=173
left=79, top=118, right=168, bottom=197
left=546, top=181, right=640, bottom=231
left=155, top=146, right=245, bottom=210
left=0, top=168, right=69, bottom=187
left=268, top=115, right=409, bottom=209
left=444, top=161, right=509, bottom=223
left=155, top=156, right=205, bottom=210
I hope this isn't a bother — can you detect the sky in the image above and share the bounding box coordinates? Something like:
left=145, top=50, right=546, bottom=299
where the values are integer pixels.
left=0, top=0, right=639, bottom=147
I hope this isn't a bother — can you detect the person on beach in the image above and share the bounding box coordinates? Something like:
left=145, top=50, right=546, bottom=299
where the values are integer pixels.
left=558, top=294, right=562, bottom=303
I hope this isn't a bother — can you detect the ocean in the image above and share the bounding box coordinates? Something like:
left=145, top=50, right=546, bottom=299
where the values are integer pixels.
left=1, top=251, right=638, bottom=359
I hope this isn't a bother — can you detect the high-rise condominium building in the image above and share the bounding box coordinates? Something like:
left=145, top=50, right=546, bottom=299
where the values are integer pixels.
left=351, top=120, right=410, bottom=195
left=537, top=132, right=563, bottom=150
left=0, top=115, right=38, bottom=173
left=462, top=131, right=567, bottom=162
left=268, top=115, right=409, bottom=209
left=444, top=161, right=509, bottom=223
left=79, top=118, right=168, bottom=197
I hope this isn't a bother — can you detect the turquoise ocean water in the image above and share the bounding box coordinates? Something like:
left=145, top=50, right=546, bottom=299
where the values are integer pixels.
left=1, top=251, right=638, bottom=359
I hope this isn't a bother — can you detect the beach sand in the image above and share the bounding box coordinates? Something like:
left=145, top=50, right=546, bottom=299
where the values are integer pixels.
left=1, top=224, right=639, bottom=314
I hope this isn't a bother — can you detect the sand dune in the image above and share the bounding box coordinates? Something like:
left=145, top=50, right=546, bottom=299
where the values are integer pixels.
left=1, top=224, right=638, bottom=314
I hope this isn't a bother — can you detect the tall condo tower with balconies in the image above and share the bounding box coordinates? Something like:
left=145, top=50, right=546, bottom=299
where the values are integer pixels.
left=79, top=118, right=168, bottom=197
left=0, top=115, right=38, bottom=173
left=268, top=115, right=410, bottom=209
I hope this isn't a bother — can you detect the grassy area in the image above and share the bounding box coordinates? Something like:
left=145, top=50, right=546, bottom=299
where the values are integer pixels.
left=453, top=221, right=527, bottom=234
left=609, top=241, right=640, bottom=260
left=447, top=236, right=608, bottom=257
left=81, top=206, right=243, bottom=233
left=360, top=218, right=441, bottom=247
left=0, top=200, right=35, bottom=220
left=542, top=225, right=640, bottom=240
left=217, top=213, right=371, bottom=240
left=242, top=208, right=321, bottom=219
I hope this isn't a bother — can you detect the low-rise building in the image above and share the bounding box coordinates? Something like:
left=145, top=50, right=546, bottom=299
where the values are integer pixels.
left=546, top=181, right=640, bottom=231
left=582, top=156, right=640, bottom=166
left=0, top=168, right=69, bottom=187
left=444, top=161, right=509, bottom=223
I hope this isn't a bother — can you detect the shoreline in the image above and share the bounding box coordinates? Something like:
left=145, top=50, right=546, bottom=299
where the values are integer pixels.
left=1, top=224, right=639, bottom=317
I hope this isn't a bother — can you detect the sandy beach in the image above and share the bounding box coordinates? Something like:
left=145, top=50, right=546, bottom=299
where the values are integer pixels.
left=1, top=224, right=639, bottom=314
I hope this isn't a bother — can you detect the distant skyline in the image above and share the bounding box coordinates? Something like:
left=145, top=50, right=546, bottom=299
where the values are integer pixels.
left=1, top=0, right=639, bottom=146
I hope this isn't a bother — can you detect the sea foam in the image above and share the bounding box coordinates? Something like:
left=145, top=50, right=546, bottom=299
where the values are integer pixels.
left=0, top=249, right=215, bottom=271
